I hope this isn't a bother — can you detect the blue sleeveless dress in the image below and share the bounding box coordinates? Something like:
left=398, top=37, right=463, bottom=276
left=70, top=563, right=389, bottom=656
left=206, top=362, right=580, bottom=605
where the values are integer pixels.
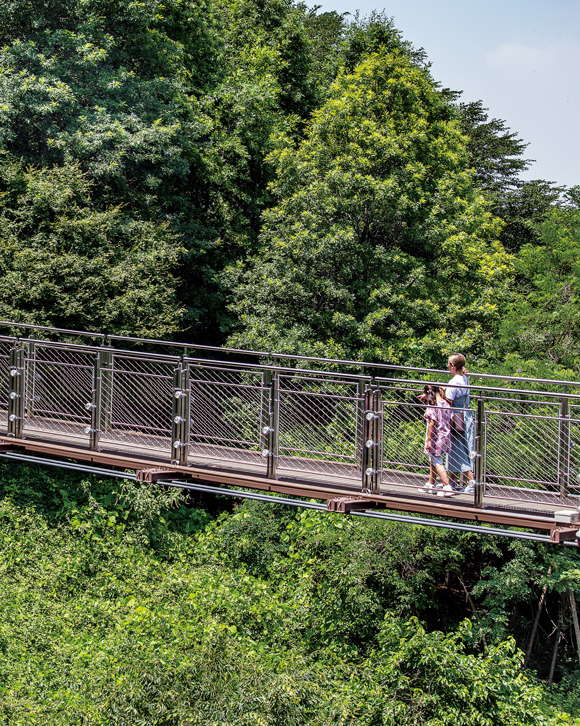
left=447, top=374, right=476, bottom=474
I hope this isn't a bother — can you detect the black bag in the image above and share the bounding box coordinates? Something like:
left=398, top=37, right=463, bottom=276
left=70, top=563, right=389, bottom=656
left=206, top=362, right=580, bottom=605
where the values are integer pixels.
left=451, top=409, right=465, bottom=433
left=450, top=374, right=468, bottom=434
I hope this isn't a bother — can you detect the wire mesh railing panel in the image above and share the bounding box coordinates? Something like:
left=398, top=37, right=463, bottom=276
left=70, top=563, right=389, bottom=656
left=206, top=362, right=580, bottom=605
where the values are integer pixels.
left=187, top=365, right=265, bottom=470
left=22, top=345, right=94, bottom=444
left=483, top=397, right=563, bottom=503
left=277, top=375, right=362, bottom=481
left=99, top=355, right=175, bottom=457
left=381, top=395, right=430, bottom=486
left=0, top=341, right=12, bottom=433
left=568, top=417, right=580, bottom=498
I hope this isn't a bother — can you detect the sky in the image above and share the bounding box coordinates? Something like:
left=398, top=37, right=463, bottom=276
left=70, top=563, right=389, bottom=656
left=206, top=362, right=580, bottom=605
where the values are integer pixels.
left=311, top=0, right=580, bottom=188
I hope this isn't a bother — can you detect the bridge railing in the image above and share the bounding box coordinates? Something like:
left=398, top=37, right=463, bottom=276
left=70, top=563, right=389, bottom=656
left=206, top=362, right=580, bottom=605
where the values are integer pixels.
left=2, top=330, right=580, bottom=508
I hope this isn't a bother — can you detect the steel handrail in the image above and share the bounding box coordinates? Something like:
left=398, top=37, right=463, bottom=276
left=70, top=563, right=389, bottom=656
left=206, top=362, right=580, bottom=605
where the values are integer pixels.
left=2, top=320, right=580, bottom=388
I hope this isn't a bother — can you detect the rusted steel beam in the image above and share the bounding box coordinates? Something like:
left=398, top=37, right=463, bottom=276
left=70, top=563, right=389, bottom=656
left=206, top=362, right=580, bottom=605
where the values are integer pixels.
left=550, top=527, right=579, bottom=543
left=136, top=468, right=188, bottom=483
left=327, top=497, right=377, bottom=513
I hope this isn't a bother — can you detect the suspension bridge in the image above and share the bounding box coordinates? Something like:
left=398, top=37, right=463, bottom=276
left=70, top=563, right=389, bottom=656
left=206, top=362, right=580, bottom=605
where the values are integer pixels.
left=1, top=321, right=580, bottom=545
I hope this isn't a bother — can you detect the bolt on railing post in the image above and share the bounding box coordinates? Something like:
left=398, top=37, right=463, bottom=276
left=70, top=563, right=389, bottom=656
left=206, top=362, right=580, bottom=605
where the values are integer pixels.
left=260, top=369, right=279, bottom=479
left=474, top=397, right=485, bottom=508
left=8, top=347, right=25, bottom=438
left=172, top=362, right=190, bottom=466
left=362, top=387, right=382, bottom=494
left=559, top=397, right=571, bottom=498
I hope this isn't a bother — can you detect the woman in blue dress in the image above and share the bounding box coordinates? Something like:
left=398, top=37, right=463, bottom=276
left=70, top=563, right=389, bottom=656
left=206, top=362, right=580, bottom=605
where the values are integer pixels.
left=445, top=354, right=477, bottom=494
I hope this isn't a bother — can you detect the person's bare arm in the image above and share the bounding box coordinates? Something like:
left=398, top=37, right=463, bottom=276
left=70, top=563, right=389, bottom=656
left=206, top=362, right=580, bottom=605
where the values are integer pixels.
left=426, top=418, right=435, bottom=449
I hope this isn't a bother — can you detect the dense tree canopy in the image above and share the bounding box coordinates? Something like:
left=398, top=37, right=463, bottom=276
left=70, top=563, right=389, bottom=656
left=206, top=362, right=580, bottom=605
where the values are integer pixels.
left=226, top=51, right=510, bottom=365
left=499, top=188, right=580, bottom=368
left=0, top=157, right=185, bottom=335
left=0, top=0, right=215, bottom=335
left=0, top=463, right=573, bottom=724
left=1, top=0, right=565, bottom=355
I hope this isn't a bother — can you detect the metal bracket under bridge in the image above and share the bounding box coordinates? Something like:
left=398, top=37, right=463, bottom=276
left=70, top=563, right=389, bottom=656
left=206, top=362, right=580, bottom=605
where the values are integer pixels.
left=1, top=320, right=580, bottom=545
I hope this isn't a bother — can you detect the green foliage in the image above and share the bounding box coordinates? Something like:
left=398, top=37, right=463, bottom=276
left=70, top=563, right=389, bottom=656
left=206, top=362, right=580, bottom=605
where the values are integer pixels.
left=226, top=50, right=510, bottom=365
left=0, top=0, right=217, bottom=336
left=495, top=179, right=565, bottom=253
left=457, top=100, right=530, bottom=196
left=0, top=480, right=571, bottom=725
left=499, top=189, right=580, bottom=368
left=0, top=158, right=185, bottom=336
left=0, top=0, right=213, bottom=211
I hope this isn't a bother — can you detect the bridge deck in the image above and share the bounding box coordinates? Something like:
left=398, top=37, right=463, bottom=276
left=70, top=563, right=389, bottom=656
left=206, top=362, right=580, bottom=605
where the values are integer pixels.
left=0, top=425, right=571, bottom=535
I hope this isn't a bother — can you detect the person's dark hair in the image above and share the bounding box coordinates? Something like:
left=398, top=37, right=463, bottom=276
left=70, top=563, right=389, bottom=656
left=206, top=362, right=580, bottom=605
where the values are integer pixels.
left=423, top=385, right=437, bottom=406
left=449, top=353, right=466, bottom=372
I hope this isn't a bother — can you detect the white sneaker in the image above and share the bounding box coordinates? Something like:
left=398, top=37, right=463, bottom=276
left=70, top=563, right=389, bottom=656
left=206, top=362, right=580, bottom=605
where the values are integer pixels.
left=437, top=484, right=457, bottom=497
left=422, top=482, right=436, bottom=493
left=462, top=483, right=475, bottom=494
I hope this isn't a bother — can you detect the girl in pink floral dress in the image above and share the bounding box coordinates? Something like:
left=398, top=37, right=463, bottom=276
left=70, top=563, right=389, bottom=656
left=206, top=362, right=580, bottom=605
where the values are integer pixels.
left=422, top=385, right=455, bottom=497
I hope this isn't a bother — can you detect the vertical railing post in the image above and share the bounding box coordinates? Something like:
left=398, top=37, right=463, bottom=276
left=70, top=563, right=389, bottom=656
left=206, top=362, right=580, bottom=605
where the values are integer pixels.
left=179, top=361, right=190, bottom=467
left=260, top=369, right=279, bottom=479
left=355, top=379, right=366, bottom=478
left=474, top=397, right=485, bottom=508
left=559, top=397, right=571, bottom=498
left=362, top=387, right=382, bottom=494
left=171, top=363, right=187, bottom=465
left=8, top=346, right=25, bottom=438
left=25, top=341, right=36, bottom=418
left=99, top=345, right=114, bottom=434
left=85, top=352, right=102, bottom=452
left=171, top=359, right=190, bottom=466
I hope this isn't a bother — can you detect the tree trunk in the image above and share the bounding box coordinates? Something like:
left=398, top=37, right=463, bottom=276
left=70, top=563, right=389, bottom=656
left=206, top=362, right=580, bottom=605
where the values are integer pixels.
left=548, top=627, right=561, bottom=685
left=548, top=594, right=565, bottom=685
left=569, top=590, right=580, bottom=668
left=523, top=567, right=552, bottom=669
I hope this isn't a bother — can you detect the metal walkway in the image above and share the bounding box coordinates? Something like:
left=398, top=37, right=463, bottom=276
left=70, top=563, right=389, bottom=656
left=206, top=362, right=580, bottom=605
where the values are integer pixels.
left=2, top=321, right=580, bottom=544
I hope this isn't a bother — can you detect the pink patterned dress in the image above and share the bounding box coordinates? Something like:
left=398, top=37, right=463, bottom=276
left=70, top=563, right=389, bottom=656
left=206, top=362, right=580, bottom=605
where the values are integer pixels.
left=424, top=401, right=452, bottom=456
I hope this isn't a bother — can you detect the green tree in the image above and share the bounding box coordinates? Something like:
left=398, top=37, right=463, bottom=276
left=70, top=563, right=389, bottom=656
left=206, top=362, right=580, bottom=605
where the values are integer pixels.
left=499, top=188, right=580, bottom=367
left=457, top=100, right=530, bottom=195
left=0, top=158, right=184, bottom=336
left=456, top=101, right=564, bottom=253
left=0, top=0, right=214, bottom=212
left=0, top=0, right=217, bottom=335
left=226, top=50, right=510, bottom=365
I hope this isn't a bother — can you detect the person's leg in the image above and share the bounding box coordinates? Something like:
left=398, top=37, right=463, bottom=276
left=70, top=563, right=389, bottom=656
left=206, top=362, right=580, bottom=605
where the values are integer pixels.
left=432, top=455, right=456, bottom=496
left=460, top=467, right=477, bottom=493
left=423, top=460, right=438, bottom=492
left=434, top=462, right=449, bottom=486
